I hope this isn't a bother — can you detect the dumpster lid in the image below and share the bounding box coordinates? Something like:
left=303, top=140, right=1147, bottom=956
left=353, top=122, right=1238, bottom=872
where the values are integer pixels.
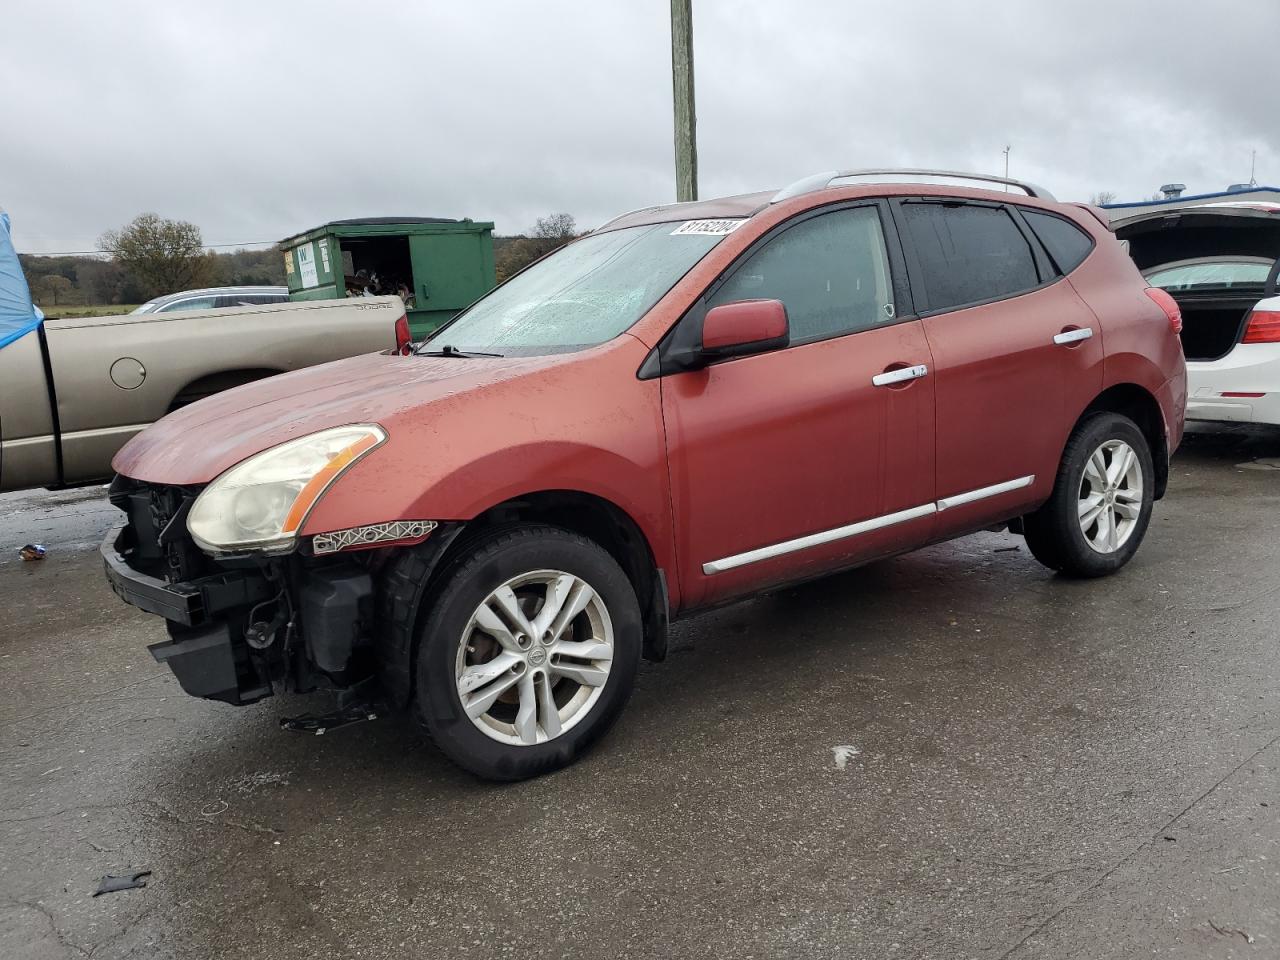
left=327, top=216, right=460, bottom=226
left=280, top=216, right=492, bottom=247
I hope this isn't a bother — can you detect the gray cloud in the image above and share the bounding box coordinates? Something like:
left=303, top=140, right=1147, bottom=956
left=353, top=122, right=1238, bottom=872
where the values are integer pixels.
left=2, top=0, right=1276, bottom=254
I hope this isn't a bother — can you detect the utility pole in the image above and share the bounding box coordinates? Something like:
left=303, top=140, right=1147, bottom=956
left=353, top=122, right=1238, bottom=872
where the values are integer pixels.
left=671, top=0, right=698, bottom=202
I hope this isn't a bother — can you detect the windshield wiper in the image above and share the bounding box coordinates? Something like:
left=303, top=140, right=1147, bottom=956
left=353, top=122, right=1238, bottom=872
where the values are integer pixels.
left=416, top=344, right=504, bottom=358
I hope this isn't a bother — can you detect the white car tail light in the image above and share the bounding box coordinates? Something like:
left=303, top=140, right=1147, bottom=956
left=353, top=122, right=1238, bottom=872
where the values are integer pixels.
left=1242, top=308, right=1280, bottom=344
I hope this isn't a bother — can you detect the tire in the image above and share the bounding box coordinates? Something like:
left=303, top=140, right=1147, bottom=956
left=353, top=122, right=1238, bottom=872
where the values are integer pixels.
left=412, top=524, right=641, bottom=781
left=1022, top=412, right=1155, bottom=578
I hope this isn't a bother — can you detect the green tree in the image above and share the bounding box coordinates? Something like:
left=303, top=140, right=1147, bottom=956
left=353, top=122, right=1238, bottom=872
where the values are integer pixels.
left=34, top=274, right=72, bottom=306
left=76, top=258, right=128, bottom=304
left=98, top=213, right=207, bottom=298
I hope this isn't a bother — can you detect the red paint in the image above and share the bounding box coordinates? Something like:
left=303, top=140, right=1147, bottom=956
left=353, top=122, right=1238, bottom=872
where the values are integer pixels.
left=1144, top=287, right=1183, bottom=335
left=113, top=181, right=1186, bottom=618
left=702, top=299, right=787, bottom=350
left=664, top=319, right=935, bottom=607
left=923, top=279, right=1103, bottom=536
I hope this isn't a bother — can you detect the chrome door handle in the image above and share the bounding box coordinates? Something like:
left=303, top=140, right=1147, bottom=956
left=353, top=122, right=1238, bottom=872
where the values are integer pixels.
left=872, top=363, right=928, bottom=387
left=1053, top=327, right=1093, bottom=345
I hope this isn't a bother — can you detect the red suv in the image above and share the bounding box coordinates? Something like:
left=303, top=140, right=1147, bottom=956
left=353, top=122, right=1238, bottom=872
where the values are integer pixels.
left=104, top=169, right=1186, bottom=780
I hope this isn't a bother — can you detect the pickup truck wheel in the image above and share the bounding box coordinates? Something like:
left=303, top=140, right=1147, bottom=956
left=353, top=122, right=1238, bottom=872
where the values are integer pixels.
left=412, top=525, right=641, bottom=781
left=1022, top=412, right=1154, bottom=578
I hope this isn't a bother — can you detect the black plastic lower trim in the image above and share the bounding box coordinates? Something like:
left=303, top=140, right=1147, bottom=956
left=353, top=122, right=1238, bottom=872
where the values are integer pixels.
left=102, top=525, right=204, bottom=625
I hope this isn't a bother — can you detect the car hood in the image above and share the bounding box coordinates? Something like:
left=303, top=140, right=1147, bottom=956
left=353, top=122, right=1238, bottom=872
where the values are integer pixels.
left=113, top=350, right=567, bottom=485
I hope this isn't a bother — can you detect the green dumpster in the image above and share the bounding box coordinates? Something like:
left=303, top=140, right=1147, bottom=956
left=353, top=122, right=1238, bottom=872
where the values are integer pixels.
left=280, top=217, right=496, bottom=338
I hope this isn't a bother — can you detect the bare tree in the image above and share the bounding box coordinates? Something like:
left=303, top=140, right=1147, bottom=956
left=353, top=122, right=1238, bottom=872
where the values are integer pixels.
left=98, top=213, right=207, bottom=298
left=1089, top=191, right=1117, bottom=206
left=495, top=213, right=581, bottom=282
left=532, top=213, right=577, bottom=241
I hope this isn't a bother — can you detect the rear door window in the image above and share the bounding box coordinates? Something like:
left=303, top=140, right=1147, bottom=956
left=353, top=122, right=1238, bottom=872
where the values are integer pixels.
left=706, top=206, right=896, bottom=344
left=1023, top=210, right=1094, bottom=275
left=156, top=296, right=216, bottom=313
left=899, top=202, right=1040, bottom=312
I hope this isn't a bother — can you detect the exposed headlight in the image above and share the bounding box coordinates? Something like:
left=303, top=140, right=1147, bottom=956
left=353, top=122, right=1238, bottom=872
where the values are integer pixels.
left=187, top=425, right=386, bottom=555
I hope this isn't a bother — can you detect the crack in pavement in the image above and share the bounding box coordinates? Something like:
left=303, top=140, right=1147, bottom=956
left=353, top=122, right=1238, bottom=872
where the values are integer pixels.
left=2, top=672, right=170, bottom=727
left=4, top=897, right=91, bottom=958
left=1, top=797, right=284, bottom=840
left=991, top=726, right=1280, bottom=958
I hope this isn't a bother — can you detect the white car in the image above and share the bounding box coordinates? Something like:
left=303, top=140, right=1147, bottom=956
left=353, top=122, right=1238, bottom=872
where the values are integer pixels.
left=131, top=285, right=288, bottom=314
left=1114, top=202, right=1280, bottom=425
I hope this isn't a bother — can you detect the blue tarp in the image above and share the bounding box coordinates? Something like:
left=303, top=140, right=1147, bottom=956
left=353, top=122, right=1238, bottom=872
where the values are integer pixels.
left=0, top=210, right=43, bottom=350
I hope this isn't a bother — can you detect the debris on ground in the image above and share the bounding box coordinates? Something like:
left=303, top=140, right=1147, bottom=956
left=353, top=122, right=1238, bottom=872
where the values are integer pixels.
left=92, top=870, right=151, bottom=897
left=832, top=745, right=861, bottom=770
left=1208, top=919, right=1254, bottom=944
left=19, top=543, right=46, bottom=561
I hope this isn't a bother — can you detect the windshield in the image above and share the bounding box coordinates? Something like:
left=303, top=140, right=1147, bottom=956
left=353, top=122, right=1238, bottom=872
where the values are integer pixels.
left=422, top=222, right=733, bottom=355
left=1146, top=259, right=1274, bottom=291
left=131, top=296, right=168, bottom=314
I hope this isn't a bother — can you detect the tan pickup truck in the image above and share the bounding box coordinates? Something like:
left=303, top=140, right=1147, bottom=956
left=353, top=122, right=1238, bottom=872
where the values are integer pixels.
left=0, top=296, right=404, bottom=492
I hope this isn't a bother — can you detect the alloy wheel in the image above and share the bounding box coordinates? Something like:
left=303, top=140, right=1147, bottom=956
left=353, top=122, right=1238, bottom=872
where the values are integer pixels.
left=454, top=570, right=614, bottom=746
left=1078, top=439, right=1144, bottom=554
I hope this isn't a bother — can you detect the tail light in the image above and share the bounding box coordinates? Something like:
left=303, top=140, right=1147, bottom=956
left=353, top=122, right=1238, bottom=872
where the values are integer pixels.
left=1145, top=287, right=1182, bottom=335
left=1242, top=308, right=1280, bottom=344
left=394, top=314, right=413, bottom=355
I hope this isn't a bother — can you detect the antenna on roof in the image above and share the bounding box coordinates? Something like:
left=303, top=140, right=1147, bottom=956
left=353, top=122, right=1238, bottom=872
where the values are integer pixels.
left=1251, top=149, right=1258, bottom=187
left=1002, top=145, right=1011, bottom=191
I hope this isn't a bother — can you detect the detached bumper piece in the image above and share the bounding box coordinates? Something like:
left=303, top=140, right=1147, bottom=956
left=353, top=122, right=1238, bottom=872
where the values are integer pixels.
left=103, top=523, right=275, bottom=705
left=149, top=624, right=269, bottom=705
left=102, top=508, right=378, bottom=708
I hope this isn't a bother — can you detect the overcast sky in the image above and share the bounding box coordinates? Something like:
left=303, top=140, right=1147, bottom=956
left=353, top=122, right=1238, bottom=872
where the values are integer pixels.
left=3, top=0, right=1277, bottom=254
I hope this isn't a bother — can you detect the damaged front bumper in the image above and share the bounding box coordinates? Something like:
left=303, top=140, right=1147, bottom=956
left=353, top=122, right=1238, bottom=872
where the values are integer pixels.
left=102, top=518, right=376, bottom=707
left=103, top=522, right=278, bottom=704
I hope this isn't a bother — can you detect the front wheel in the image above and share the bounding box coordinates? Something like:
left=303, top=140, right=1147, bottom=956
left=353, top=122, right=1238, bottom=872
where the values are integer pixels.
left=1022, top=412, right=1155, bottom=578
left=413, top=525, right=641, bottom=781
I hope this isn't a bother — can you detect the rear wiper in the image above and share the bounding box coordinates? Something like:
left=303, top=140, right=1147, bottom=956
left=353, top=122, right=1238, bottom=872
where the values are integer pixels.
left=416, top=344, right=504, bottom=358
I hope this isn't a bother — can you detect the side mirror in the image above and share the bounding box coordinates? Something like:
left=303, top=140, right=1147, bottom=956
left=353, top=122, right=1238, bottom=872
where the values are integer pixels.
left=700, top=299, right=790, bottom=361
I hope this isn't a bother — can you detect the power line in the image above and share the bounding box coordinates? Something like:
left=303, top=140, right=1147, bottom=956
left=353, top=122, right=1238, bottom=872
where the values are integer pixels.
left=18, top=240, right=278, bottom=257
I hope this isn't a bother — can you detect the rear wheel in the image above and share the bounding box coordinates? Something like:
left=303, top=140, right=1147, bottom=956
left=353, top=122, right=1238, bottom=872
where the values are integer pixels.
left=1023, top=412, right=1155, bottom=578
left=413, top=525, right=641, bottom=781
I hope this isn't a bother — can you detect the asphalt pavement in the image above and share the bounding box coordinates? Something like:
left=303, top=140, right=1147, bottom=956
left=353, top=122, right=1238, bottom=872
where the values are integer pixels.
left=1, top=425, right=1278, bottom=959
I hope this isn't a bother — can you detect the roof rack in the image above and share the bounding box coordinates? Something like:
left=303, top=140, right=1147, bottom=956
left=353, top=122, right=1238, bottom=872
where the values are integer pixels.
left=772, top=168, right=1055, bottom=203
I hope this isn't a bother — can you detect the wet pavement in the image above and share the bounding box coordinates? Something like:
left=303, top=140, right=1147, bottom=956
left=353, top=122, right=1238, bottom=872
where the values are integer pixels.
left=2, top=425, right=1278, bottom=959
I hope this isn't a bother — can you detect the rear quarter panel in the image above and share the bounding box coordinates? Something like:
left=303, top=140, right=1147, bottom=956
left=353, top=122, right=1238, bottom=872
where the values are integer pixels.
left=46, top=297, right=402, bottom=484
left=1067, top=234, right=1187, bottom=441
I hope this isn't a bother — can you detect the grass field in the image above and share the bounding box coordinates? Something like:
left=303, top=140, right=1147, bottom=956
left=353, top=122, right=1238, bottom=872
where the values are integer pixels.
left=38, top=304, right=140, bottom=318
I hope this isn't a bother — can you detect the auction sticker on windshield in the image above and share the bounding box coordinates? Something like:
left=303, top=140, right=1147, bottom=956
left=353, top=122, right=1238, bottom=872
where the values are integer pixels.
left=670, top=219, right=745, bottom=236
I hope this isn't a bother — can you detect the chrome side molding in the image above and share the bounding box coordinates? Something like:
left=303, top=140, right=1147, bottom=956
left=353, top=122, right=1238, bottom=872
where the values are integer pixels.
left=702, top=503, right=937, bottom=574
left=936, top=474, right=1035, bottom=510
left=702, top=475, right=1036, bottom=574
